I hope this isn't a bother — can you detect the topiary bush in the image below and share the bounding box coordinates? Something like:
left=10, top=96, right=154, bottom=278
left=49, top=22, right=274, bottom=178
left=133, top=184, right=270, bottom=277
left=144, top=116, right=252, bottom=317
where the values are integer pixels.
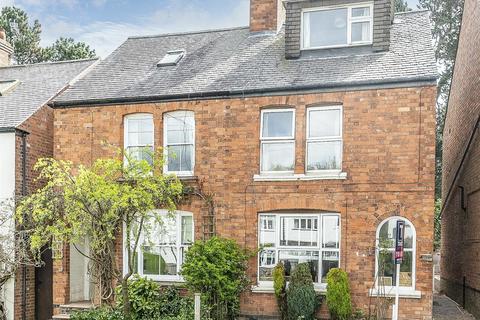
left=286, top=263, right=318, bottom=320
left=326, top=268, right=352, bottom=320
left=181, top=237, right=250, bottom=320
left=273, top=263, right=287, bottom=320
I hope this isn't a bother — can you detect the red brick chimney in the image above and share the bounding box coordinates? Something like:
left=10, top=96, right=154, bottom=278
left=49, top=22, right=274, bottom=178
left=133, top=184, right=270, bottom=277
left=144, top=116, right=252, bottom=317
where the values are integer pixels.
left=0, top=28, right=13, bottom=67
left=250, top=0, right=285, bottom=33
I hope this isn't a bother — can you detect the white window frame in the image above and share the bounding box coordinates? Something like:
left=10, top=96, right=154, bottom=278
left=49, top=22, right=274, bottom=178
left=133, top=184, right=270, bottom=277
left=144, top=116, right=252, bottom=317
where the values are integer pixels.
left=257, top=213, right=341, bottom=291
left=163, top=110, right=195, bottom=177
left=374, top=216, right=417, bottom=294
left=306, top=106, right=343, bottom=174
left=124, top=113, right=154, bottom=163
left=260, top=108, right=296, bottom=175
left=122, top=210, right=194, bottom=282
left=301, top=2, right=374, bottom=50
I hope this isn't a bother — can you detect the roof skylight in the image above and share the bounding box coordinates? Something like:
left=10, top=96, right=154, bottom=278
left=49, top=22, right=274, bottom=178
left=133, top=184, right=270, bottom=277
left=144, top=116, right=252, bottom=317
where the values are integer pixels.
left=0, top=80, right=19, bottom=96
left=157, top=50, right=185, bottom=67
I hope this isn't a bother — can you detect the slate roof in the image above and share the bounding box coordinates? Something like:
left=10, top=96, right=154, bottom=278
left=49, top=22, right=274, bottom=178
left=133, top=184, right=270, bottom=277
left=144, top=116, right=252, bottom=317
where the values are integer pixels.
left=54, top=10, right=437, bottom=107
left=0, top=58, right=97, bottom=129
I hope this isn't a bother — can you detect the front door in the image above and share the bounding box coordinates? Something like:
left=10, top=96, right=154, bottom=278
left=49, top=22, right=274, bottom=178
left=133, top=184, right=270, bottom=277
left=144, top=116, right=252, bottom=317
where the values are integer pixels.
left=35, top=248, right=53, bottom=320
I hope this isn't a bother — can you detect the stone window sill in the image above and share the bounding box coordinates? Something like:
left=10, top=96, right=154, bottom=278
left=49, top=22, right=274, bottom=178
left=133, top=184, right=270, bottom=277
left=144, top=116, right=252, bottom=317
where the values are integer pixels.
left=251, top=284, right=327, bottom=294
left=369, top=288, right=422, bottom=299
left=253, top=172, right=347, bottom=182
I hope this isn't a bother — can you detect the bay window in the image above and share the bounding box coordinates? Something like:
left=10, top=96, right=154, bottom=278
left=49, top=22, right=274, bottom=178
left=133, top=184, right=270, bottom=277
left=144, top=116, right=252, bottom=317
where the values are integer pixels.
left=124, top=113, right=154, bottom=164
left=302, top=3, right=373, bottom=49
left=306, top=106, right=343, bottom=172
left=258, top=213, right=340, bottom=288
left=164, top=111, right=195, bottom=176
left=260, top=109, right=295, bottom=174
left=375, top=217, right=416, bottom=291
left=124, top=210, right=194, bottom=282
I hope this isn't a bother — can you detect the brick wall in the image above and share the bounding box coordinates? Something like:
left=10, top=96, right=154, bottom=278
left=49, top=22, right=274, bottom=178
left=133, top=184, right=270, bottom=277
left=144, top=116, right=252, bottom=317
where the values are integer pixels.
left=441, top=0, right=480, bottom=317
left=52, top=85, right=436, bottom=319
left=14, top=104, right=54, bottom=320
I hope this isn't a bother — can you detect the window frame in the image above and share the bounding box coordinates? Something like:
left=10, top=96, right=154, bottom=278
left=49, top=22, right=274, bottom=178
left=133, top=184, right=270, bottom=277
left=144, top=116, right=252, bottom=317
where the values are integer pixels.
left=122, top=210, right=194, bottom=282
left=163, top=110, right=195, bottom=177
left=257, top=213, right=341, bottom=290
left=259, top=108, right=296, bottom=175
left=123, top=113, right=154, bottom=164
left=301, top=2, right=374, bottom=50
left=374, top=216, right=417, bottom=293
left=305, top=105, right=343, bottom=174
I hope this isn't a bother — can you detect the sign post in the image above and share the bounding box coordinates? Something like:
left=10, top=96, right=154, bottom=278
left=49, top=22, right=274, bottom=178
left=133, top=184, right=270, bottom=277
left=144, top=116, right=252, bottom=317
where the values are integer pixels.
left=392, top=220, right=405, bottom=320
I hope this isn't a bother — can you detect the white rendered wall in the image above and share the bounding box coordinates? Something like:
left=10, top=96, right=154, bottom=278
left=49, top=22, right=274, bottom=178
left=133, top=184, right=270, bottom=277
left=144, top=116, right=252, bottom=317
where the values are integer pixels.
left=0, top=132, right=16, bottom=320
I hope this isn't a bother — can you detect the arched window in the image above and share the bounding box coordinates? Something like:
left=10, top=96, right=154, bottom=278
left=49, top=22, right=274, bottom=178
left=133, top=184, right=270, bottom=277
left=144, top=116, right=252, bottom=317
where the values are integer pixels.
left=163, top=111, right=195, bottom=176
left=375, top=217, right=416, bottom=291
left=124, top=113, right=154, bottom=164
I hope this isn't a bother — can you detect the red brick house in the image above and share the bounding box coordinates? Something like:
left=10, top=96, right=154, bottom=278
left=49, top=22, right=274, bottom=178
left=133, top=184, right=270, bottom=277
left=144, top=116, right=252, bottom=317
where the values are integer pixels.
left=440, top=0, right=480, bottom=317
left=0, top=31, right=97, bottom=320
left=50, top=0, right=437, bottom=318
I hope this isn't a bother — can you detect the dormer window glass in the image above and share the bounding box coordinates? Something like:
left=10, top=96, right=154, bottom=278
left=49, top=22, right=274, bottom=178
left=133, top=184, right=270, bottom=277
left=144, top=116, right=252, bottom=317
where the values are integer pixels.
left=302, top=3, right=373, bottom=50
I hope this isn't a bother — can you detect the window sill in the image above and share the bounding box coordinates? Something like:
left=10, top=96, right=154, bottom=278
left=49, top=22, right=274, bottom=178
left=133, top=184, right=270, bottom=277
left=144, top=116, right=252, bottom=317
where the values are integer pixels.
left=251, top=284, right=327, bottom=294
left=369, top=288, right=422, bottom=299
left=253, top=172, right=347, bottom=182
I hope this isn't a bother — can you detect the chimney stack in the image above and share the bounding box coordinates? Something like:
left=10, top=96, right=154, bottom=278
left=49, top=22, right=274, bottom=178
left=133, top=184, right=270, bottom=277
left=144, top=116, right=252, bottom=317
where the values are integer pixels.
left=0, top=29, right=13, bottom=67
left=250, top=0, right=285, bottom=33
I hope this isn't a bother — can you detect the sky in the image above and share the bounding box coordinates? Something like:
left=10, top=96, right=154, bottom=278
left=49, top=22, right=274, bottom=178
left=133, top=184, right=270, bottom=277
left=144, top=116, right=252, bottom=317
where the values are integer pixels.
left=0, top=0, right=420, bottom=58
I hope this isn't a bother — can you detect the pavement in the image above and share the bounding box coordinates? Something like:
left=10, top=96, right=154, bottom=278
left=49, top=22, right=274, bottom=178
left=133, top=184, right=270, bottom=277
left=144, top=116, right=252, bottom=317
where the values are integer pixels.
left=433, top=295, right=477, bottom=320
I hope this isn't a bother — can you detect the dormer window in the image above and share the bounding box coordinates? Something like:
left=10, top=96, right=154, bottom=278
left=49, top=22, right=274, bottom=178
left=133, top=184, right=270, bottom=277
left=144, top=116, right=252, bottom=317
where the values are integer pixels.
left=302, top=3, right=373, bottom=50
left=157, top=50, right=185, bottom=67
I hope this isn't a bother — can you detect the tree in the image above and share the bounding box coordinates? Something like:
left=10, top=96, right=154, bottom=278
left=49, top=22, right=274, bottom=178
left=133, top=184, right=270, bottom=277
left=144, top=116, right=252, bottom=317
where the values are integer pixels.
left=16, top=150, right=183, bottom=319
left=43, top=37, right=96, bottom=62
left=0, top=6, right=96, bottom=64
left=0, top=6, right=44, bottom=64
left=394, top=0, right=411, bottom=12
left=418, top=0, right=465, bottom=198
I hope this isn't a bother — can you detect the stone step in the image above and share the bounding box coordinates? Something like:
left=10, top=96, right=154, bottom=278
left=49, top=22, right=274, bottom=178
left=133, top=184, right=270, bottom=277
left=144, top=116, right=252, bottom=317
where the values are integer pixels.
left=51, top=314, right=70, bottom=320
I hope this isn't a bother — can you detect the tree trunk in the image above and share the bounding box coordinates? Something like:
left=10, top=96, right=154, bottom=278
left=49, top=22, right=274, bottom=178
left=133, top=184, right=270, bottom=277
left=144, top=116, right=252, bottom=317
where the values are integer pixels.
left=122, top=276, right=131, bottom=319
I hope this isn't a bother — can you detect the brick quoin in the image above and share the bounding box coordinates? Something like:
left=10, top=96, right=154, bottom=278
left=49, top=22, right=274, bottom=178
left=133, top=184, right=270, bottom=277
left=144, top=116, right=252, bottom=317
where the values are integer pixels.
left=441, top=0, right=480, bottom=317
left=52, top=86, right=437, bottom=319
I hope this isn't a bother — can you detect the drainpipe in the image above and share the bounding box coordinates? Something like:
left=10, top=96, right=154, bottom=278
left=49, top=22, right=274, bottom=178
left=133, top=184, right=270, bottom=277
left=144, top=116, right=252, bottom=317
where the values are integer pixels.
left=16, top=129, right=29, bottom=320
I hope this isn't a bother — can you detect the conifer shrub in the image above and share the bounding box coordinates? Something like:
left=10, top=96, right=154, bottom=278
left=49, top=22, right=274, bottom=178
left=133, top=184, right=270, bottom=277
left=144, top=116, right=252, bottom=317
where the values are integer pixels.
left=326, top=268, right=352, bottom=320
left=286, top=263, right=317, bottom=320
left=273, top=263, right=287, bottom=320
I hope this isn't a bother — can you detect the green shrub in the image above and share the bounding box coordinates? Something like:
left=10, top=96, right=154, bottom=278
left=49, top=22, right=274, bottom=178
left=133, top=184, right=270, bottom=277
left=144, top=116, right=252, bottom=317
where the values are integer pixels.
left=181, top=237, right=250, bottom=319
left=273, top=263, right=287, bottom=320
left=70, top=307, right=124, bottom=320
left=286, top=263, right=318, bottom=320
left=116, top=275, right=161, bottom=319
left=326, top=268, right=352, bottom=320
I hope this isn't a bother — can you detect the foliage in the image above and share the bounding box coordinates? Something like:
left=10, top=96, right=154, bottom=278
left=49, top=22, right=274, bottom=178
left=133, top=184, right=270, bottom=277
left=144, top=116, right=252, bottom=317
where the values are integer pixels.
left=434, top=199, right=442, bottom=251
left=418, top=0, right=465, bottom=199
left=43, top=37, right=96, bottom=62
left=16, top=149, right=183, bottom=318
left=273, top=263, right=287, bottom=320
left=326, top=268, right=352, bottom=320
left=286, top=263, right=318, bottom=320
left=181, top=237, right=250, bottom=319
left=116, top=276, right=161, bottom=320
left=71, top=307, right=125, bottom=320
left=0, top=6, right=96, bottom=64
left=394, top=0, right=411, bottom=12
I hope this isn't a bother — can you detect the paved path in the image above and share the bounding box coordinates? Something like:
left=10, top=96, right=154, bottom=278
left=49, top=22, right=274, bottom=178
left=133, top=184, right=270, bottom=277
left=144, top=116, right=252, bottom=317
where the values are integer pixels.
left=433, top=295, right=476, bottom=320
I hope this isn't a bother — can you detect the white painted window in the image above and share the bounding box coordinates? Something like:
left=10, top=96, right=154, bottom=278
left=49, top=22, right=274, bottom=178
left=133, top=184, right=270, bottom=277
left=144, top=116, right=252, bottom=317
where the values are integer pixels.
left=260, top=109, right=295, bottom=174
left=258, top=213, right=340, bottom=288
left=124, top=210, right=194, bottom=282
left=375, top=217, right=416, bottom=290
left=164, top=111, right=195, bottom=176
left=124, top=113, right=154, bottom=164
left=302, top=3, right=373, bottom=50
left=306, top=106, right=343, bottom=172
